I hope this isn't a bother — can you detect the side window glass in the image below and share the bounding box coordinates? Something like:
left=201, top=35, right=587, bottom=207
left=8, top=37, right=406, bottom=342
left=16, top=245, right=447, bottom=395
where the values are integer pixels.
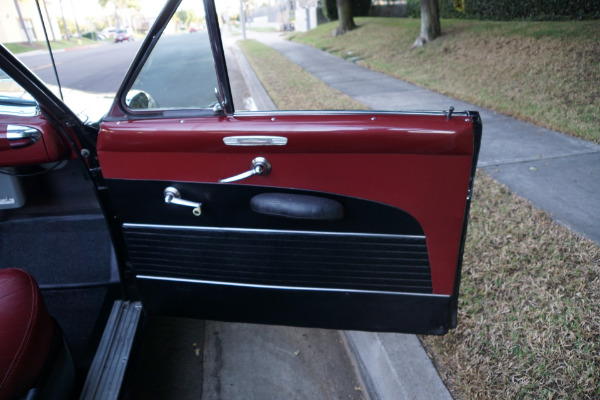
left=125, top=0, right=218, bottom=111
left=0, top=68, right=39, bottom=117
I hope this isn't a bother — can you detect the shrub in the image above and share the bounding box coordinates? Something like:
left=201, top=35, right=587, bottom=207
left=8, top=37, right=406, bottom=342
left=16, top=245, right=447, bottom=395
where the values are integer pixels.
left=465, top=0, right=600, bottom=20
left=406, top=0, right=465, bottom=19
left=406, top=0, right=600, bottom=20
left=321, top=0, right=372, bottom=20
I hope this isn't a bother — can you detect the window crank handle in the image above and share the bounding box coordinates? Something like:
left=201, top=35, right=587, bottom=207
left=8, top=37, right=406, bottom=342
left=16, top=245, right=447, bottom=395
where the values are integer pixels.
left=164, top=187, right=202, bottom=216
left=219, top=157, right=272, bottom=183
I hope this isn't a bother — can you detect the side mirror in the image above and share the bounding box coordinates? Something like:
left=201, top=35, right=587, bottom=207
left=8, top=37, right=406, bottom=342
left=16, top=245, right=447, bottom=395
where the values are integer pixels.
left=125, top=90, right=157, bottom=109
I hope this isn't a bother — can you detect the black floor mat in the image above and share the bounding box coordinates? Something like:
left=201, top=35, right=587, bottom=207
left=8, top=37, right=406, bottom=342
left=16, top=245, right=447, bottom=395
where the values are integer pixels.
left=1, top=160, right=117, bottom=367
left=0, top=214, right=112, bottom=284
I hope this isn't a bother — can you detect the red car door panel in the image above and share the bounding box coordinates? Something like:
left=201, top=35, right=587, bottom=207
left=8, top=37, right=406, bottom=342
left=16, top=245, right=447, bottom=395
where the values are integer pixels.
left=98, top=113, right=475, bottom=296
left=97, top=111, right=480, bottom=333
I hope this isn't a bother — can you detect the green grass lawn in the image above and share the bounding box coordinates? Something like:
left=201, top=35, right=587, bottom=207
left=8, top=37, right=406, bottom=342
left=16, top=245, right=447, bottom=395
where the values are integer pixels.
left=239, top=38, right=600, bottom=399
left=2, top=38, right=100, bottom=54
left=289, top=18, right=600, bottom=143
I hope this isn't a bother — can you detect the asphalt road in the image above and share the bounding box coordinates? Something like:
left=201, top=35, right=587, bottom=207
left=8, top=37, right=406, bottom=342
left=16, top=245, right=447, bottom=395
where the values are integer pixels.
left=18, top=32, right=220, bottom=112
left=128, top=32, right=218, bottom=109
left=18, top=40, right=142, bottom=94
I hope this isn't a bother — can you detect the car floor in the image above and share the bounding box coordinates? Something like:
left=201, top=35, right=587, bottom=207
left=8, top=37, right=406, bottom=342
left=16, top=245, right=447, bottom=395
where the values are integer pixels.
left=131, top=316, right=366, bottom=400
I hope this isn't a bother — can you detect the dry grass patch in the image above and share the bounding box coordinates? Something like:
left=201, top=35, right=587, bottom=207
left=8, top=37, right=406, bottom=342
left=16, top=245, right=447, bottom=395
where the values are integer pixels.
left=421, top=171, right=600, bottom=399
left=237, top=39, right=367, bottom=110
left=290, top=19, right=600, bottom=143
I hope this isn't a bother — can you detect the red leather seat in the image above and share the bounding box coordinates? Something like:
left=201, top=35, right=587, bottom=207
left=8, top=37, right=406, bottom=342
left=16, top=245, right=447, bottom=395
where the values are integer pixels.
left=0, top=268, right=55, bottom=400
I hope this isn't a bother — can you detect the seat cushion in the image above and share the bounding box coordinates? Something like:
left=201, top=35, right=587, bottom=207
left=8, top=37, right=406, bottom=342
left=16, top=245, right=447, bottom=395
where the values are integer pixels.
left=0, top=268, right=55, bottom=400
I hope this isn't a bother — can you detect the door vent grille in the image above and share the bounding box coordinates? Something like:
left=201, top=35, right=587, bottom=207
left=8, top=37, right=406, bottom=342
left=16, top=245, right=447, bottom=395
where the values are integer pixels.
left=123, top=225, right=433, bottom=294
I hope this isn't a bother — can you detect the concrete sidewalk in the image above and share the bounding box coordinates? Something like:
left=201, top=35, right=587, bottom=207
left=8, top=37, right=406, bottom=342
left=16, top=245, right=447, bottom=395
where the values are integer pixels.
left=229, top=30, right=599, bottom=400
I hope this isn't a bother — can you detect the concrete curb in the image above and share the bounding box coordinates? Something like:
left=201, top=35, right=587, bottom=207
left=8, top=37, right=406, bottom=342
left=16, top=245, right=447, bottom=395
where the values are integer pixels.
left=15, top=43, right=104, bottom=58
left=344, top=332, right=452, bottom=400
left=15, top=48, right=65, bottom=58
left=231, top=45, right=276, bottom=110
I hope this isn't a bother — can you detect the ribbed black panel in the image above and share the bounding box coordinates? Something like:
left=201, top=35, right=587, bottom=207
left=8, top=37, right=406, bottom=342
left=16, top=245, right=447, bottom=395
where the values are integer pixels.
left=124, top=225, right=432, bottom=294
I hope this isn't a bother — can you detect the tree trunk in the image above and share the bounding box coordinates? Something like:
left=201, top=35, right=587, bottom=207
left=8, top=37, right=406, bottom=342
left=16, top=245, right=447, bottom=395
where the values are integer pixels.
left=70, top=0, right=83, bottom=39
left=333, top=0, right=356, bottom=36
left=13, top=0, right=32, bottom=44
left=114, top=0, right=121, bottom=29
left=43, top=0, right=57, bottom=41
left=413, top=0, right=440, bottom=47
left=58, top=0, right=71, bottom=40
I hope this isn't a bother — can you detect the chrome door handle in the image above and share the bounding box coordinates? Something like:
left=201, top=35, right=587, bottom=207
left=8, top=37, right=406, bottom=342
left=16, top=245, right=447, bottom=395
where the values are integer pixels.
left=164, top=187, right=202, bottom=216
left=219, top=157, right=271, bottom=183
left=6, top=125, right=42, bottom=149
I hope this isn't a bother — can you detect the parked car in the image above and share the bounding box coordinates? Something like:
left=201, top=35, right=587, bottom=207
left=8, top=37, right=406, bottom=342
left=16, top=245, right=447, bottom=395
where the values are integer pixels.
left=0, top=0, right=481, bottom=398
left=114, top=29, right=134, bottom=42
left=101, top=26, right=116, bottom=39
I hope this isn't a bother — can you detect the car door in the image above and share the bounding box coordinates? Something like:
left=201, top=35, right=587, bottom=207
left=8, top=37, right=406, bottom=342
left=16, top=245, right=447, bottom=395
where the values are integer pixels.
left=95, top=0, right=481, bottom=335
left=1, top=0, right=481, bottom=335
left=0, top=72, right=71, bottom=169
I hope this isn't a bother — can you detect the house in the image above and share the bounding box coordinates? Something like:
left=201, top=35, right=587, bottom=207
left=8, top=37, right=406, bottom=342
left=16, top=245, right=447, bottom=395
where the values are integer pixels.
left=0, top=0, right=61, bottom=44
left=294, top=0, right=328, bottom=32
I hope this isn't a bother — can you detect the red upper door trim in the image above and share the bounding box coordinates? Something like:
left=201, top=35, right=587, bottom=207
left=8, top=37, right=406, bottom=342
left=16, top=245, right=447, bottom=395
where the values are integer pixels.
left=98, top=113, right=473, bottom=158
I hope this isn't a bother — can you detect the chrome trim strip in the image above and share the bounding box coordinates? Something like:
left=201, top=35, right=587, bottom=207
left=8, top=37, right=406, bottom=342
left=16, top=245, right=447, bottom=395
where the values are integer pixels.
left=136, top=275, right=447, bottom=298
left=233, top=110, right=470, bottom=118
left=223, top=135, right=288, bottom=146
left=123, top=223, right=426, bottom=240
left=0, top=104, right=40, bottom=117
